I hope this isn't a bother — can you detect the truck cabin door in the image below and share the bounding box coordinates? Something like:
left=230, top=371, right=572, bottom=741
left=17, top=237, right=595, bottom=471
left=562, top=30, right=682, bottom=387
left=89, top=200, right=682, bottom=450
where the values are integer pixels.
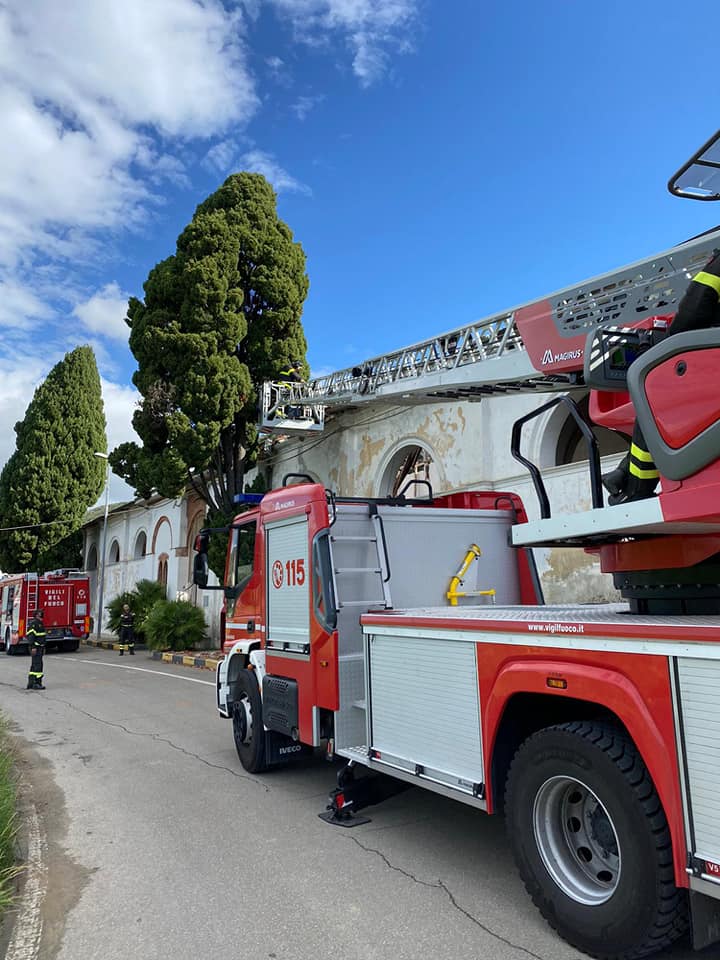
left=224, top=517, right=263, bottom=651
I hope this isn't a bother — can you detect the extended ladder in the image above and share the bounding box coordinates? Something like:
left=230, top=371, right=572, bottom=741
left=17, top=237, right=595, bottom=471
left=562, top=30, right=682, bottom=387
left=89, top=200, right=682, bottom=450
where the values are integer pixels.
left=259, top=225, right=720, bottom=433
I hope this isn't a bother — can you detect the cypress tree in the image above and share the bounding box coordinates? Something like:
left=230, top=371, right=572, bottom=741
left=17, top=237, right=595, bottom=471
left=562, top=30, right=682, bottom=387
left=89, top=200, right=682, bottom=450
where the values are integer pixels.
left=0, top=346, right=107, bottom=572
left=110, top=172, right=309, bottom=517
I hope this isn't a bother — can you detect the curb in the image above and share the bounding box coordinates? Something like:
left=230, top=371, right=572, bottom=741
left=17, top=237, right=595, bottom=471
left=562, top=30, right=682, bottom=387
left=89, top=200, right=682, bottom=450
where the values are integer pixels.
left=82, top=637, right=147, bottom=652
left=151, top=651, right=222, bottom=671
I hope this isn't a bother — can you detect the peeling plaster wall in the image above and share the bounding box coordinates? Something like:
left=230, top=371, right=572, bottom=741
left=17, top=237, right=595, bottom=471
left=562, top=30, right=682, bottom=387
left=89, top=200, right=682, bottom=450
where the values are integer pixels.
left=265, top=394, right=620, bottom=605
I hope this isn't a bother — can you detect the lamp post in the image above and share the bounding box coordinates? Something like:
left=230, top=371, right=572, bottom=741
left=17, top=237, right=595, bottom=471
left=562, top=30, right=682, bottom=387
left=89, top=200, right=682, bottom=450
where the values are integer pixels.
left=94, top=452, right=110, bottom=641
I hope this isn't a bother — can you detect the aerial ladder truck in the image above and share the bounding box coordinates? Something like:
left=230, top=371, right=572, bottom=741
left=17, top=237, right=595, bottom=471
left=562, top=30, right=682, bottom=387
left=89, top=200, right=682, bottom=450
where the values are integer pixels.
left=195, top=131, right=720, bottom=959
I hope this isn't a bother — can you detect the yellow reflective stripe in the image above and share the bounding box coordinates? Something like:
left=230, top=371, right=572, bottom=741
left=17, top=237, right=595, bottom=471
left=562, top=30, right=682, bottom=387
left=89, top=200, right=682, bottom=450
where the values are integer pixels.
left=629, top=463, right=659, bottom=479
left=630, top=443, right=654, bottom=463
left=694, top=271, right=720, bottom=296
left=28, top=671, right=43, bottom=677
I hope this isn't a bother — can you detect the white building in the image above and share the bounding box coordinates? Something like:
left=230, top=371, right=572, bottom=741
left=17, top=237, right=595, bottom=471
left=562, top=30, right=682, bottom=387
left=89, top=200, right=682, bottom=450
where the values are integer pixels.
left=82, top=490, right=224, bottom=645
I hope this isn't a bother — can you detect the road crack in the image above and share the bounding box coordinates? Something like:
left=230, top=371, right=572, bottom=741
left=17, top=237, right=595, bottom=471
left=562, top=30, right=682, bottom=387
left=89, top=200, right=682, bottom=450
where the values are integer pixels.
left=347, top=836, right=550, bottom=960
left=0, top=683, right=268, bottom=791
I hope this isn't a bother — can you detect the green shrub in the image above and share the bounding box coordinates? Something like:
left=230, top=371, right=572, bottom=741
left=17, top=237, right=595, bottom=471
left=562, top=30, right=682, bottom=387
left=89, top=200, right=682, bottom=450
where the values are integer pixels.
left=142, top=600, right=207, bottom=651
left=106, top=579, right=166, bottom=639
left=0, top=716, right=19, bottom=916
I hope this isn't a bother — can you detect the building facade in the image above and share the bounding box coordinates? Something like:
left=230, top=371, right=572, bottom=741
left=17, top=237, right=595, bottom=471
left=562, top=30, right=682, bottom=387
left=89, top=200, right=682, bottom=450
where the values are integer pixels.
left=82, top=490, right=224, bottom=645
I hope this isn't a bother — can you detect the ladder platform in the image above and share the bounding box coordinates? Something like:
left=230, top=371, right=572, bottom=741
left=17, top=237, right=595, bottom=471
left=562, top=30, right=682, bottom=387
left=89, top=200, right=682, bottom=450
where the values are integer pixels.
left=511, top=497, right=720, bottom=548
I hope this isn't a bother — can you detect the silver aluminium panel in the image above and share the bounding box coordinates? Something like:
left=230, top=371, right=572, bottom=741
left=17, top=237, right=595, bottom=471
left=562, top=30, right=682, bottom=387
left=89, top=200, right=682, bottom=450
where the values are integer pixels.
left=677, top=657, right=720, bottom=865
left=265, top=515, right=310, bottom=652
left=369, top=632, right=483, bottom=788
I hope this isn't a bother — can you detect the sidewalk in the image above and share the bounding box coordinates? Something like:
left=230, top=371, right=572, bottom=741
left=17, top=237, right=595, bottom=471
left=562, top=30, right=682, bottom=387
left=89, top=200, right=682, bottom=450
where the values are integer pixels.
left=81, top=636, right=222, bottom=671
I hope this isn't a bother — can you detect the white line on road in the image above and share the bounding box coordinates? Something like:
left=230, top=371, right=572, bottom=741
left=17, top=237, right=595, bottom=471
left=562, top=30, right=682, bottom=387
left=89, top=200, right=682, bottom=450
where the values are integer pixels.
left=63, top=659, right=215, bottom=686
left=6, top=800, right=47, bottom=960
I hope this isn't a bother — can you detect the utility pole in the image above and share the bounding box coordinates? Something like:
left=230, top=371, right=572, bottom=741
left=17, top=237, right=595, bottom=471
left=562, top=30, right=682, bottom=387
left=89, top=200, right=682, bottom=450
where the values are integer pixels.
left=94, top=452, right=110, bottom=641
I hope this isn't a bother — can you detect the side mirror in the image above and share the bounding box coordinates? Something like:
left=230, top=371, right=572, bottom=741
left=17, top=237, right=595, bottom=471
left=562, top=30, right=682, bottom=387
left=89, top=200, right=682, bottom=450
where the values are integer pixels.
left=193, top=551, right=209, bottom=589
left=194, top=531, right=210, bottom=553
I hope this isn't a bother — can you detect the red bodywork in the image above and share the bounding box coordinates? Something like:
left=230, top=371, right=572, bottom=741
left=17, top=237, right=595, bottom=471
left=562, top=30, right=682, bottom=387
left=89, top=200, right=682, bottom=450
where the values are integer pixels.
left=0, top=571, right=91, bottom=650
left=362, top=607, right=694, bottom=890
left=224, top=486, right=540, bottom=745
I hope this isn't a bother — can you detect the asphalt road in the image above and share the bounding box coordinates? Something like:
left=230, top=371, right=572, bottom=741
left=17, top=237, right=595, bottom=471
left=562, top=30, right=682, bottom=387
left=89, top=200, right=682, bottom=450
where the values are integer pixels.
left=0, top=646, right=708, bottom=960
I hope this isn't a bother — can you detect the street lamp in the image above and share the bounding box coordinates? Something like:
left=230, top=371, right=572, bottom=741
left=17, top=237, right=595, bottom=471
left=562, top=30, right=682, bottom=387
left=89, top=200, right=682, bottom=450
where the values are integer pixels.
left=94, top=452, right=110, bottom=641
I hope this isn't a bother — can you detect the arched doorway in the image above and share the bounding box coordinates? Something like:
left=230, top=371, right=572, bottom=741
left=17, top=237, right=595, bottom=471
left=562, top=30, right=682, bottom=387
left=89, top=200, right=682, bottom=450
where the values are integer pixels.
left=554, top=395, right=627, bottom=465
left=379, top=443, right=436, bottom=498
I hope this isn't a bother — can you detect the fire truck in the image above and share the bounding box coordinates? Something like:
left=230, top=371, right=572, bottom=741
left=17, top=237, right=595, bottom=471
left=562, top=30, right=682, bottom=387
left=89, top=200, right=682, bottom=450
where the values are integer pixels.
left=0, top=570, right=91, bottom=654
left=192, top=133, right=720, bottom=958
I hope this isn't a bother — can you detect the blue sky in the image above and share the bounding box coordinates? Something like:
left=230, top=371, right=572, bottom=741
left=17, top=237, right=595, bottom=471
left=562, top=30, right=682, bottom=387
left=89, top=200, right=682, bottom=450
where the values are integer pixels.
left=2, top=0, right=719, bottom=498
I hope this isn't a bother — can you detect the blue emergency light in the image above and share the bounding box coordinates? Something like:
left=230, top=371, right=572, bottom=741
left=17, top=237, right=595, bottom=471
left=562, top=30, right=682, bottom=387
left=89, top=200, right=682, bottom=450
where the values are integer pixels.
left=233, top=493, right=264, bottom=504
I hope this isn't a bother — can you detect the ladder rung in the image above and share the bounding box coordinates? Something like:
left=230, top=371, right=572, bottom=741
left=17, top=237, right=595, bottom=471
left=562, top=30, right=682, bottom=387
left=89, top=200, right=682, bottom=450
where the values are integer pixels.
left=331, top=535, right=377, bottom=542
left=334, top=567, right=381, bottom=574
left=339, top=600, right=388, bottom=607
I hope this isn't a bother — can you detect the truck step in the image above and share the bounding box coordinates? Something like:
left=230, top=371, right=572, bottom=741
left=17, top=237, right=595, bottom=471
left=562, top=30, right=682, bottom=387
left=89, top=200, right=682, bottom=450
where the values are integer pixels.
left=338, top=600, right=389, bottom=608
left=334, top=567, right=382, bottom=574
left=331, top=535, right=378, bottom=542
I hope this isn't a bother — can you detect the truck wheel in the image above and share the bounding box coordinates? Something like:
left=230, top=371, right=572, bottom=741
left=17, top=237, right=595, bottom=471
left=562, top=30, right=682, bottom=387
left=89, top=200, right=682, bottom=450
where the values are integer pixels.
left=232, top=669, right=267, bottom=774
left=505, top=721, right=688, bottom=959
left=4, top=631, right=13, bottom=655
left=63, top=638, right=80, bottom=652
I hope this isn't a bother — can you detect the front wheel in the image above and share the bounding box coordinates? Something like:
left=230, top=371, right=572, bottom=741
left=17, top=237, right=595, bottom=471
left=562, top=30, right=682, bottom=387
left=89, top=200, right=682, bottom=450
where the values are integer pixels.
left=231, top=669, right=267, bottom=774
left=505, top=721, right=687, bottom=960
left=4, top=631, right=13, bottom=655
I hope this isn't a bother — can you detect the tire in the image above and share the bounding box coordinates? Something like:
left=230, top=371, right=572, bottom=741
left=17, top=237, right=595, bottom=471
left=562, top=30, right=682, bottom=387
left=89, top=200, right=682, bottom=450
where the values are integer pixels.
left=5, top=631, right=13, bottom=655
left=231, top=669, right=268, bottom=774
left=505, top=721, right=688, bottom=960
left=62, top=638, right=80, bottom=653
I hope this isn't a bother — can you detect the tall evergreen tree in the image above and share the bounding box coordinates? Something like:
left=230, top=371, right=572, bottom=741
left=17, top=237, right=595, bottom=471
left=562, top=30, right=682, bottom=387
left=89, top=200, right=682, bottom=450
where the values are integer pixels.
left=110, top=173, right=309, bottom=518
left=0, top=346, right=107, bottom=572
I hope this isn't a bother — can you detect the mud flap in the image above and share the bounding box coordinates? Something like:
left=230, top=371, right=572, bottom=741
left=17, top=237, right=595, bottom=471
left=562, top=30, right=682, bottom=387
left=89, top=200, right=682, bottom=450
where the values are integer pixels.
left=263, top=730, right=312, bottom=767
left=690, top=889, right=720, bottom=951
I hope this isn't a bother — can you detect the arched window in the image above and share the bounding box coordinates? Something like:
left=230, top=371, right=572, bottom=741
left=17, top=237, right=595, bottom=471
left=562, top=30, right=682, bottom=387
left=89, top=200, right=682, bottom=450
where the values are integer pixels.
left=157, top=553, right=169, bottom=588
left=554, top=395, right=627, bottom=466
left=380, top=443, right=435, bottom=497
left=86, top=544, right=98, bottom=571
left=109, top=540, right=120, bottom=564
left=134, top=531, right=147, bottom=559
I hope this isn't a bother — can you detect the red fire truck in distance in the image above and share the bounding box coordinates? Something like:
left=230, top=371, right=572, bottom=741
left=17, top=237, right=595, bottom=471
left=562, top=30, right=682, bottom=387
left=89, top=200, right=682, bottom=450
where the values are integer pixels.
left=0, top=570, right=91, bottom=654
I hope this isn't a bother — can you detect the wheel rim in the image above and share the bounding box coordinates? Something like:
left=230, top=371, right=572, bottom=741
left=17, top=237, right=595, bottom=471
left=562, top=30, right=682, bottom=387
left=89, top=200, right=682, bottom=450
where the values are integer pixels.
left=533, top=775, right=621, bottom=905
left=235, top=695, right=254, bottom=745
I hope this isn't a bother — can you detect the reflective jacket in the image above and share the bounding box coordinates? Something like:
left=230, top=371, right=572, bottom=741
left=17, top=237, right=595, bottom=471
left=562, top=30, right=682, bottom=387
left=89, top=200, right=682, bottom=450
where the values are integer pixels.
left=26, top=618, right=47, bottom=648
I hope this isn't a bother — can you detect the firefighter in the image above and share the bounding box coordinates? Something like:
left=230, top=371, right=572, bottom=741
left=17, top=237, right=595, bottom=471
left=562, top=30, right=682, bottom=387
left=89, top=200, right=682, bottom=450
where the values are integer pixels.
left=119, top=603, right=135, bottom=656
left=277, top=360, right=304, bottom=418
left=26, top=609, right=47, bottom=690
left=603, top=251, right=720, bottom=504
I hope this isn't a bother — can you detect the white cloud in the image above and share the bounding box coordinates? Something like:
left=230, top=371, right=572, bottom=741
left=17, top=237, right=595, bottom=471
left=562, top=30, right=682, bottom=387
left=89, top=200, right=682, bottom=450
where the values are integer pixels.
left=240, top=150, right=312, bottom=195
left=203, top=139, right=240, bottom=175
left=291, top=94, right=325, bottom=119
left=0, top=279, right=53, bottom=329
left=73, top=283, right=130, bottom=342
left=0, top=0, right=258, bottom=275
left=267, top=0, right=418, bottom=85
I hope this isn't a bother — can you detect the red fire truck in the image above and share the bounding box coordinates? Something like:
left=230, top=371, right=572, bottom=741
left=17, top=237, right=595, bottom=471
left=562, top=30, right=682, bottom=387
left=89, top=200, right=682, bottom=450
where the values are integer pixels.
left=192, top=134, right=720, bottom=958
left=0, top=570, right=91, bottom=654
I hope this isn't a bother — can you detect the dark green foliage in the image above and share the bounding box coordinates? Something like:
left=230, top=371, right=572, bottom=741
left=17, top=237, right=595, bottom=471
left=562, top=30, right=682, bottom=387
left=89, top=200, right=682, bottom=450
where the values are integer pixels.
left=111, top=173, right=309, bottom=514
left=0, top=347, right=106, bottom=572
left=38, top=529, right=84, bottom=573
left=107, top=579, right=166, bottom=639
left=143, top=599, right=207, bottom=651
